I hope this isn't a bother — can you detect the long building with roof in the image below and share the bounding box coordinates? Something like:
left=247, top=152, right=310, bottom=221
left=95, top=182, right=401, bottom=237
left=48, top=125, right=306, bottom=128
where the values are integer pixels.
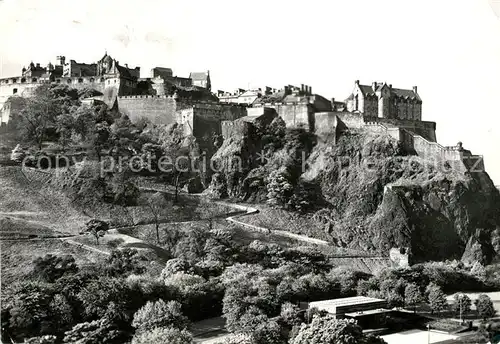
left=345, top=80, right=422, bottom=120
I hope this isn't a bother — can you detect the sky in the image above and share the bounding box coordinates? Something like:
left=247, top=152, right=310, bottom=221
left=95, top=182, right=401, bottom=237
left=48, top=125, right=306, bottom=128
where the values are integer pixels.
left=0, top=0, right=499, bottom=185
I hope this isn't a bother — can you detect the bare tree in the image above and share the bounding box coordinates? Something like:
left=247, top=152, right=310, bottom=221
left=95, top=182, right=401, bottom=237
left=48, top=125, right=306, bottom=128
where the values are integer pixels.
left=143, top=192, right=171, bottom=244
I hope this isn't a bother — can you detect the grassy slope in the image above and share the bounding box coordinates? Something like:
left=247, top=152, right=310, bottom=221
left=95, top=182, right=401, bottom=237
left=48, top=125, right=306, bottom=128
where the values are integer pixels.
left=0, top=166, right=90, bottom=236
left=0, top=239, right=103, bottom=285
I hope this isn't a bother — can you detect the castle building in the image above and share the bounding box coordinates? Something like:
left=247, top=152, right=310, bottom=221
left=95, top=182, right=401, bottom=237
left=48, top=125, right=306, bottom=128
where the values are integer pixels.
left=218, top=88, right=262, bottom=105
left=190, top=71, right=211, bottom=91
left=345, top=80, right=422, bottom=120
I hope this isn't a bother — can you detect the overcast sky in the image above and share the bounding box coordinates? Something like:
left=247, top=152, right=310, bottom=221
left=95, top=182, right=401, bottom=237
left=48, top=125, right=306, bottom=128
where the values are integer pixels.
left=1, top=0, right=499, bottom=184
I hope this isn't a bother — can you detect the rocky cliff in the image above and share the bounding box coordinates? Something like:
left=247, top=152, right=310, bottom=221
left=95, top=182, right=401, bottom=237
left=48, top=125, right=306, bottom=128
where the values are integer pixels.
left=206, top=125, right=500, bottom=264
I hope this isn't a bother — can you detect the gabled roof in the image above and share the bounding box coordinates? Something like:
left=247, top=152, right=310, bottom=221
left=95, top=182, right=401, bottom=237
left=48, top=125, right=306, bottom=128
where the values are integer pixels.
left=357, top=82, right=421, bottom=101
left=116, top=64, right=135, bottom=79
left=359, top=85, right=376, bottom=97
left=391, top=87, right=421, bottom=101
left=190, top=72, right=209, bottom=81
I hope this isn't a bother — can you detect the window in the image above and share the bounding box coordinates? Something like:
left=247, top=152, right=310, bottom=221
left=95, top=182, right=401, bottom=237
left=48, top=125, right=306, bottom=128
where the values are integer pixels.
left=355, top=94, right=359, bottom=111
left=21, top=78, right=26, bottom=83
left=90, top=78, right=94, bottom=82
left=67, top=79, right=72, bottom=84
left=78, top=78, right=83, bottom=83
left=108, top=80, right=110, bottom=84
left=32, top=78, right=37, bottom=82
left=13, top=88, right=18, bottom=94
left=100, top=77, right=105, bottom=82
left=56, top=79, right=61, bottom=83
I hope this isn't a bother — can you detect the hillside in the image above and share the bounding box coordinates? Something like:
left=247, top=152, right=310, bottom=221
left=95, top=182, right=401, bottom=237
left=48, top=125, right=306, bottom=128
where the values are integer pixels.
left=207, top=124, right=500, bottom=264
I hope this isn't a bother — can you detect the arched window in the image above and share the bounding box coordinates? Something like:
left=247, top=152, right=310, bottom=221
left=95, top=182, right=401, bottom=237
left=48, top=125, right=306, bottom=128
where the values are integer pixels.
left=355, top=94, right=359, bottom=111
left=78, top=78, right=83, bottom=83
left=21, top=78, right=26, bottom=83
left=13, top=88, right=18, bottom=94
left=32, top=78, right=37, bottom=82
left=67, top=79, right=72, bottom=84
left=100, top=77, right=105, bottom=82
left=90, top=78, right=94, bottom=82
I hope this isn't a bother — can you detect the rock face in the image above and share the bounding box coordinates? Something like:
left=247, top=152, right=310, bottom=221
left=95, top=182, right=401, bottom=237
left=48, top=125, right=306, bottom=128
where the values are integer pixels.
left=209, top=125, right=500, bottom=263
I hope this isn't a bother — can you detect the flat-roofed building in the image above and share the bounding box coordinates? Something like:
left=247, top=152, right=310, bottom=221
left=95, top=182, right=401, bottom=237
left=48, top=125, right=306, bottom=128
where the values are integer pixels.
left=308, top=296, right=391, bottom=328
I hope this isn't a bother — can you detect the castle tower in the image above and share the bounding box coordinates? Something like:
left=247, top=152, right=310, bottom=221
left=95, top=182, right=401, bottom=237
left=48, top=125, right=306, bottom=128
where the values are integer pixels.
left=56, top=56, right=66, bottom=66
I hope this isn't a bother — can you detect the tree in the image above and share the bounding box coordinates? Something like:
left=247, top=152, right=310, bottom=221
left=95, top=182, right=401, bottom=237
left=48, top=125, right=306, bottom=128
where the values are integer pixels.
left=82, top=219, right=109, bottom=244
left=56, top=112, right=76, bottom=151
left=143, top=192, right=171, bottom=244
left=32, top=254, right=78, bottom=283
left=404, top=283, right=423, bottom=313
left=159, top=123, right=194, bottom=203
left=426, top=283, right=448, bottom=314
left=7, top=282, right=55, bottom=340
left=14, top=84, right=80, bottom=150
left=105, top=248, right=146, bottom=277
left=15, top=87, right=58, bottom=149
left=475, top=294, right=496, bottom=320
left=290, top=315, right=386, bottom=344
left=280, top=302, right=302, bottom=327
left=453, top=294, right=472, bottom=319
left=131, top=327, right=194, bottom=344
left=77, top=277, right=131, bottom=321
left=132, top=299, right=189, bottom=333
left=62, top=318, right=129, bottom=344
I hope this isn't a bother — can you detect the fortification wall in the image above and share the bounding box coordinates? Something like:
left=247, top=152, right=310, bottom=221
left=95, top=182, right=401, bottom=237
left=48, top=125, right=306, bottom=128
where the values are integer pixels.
left=335, top=112, right=364, bottom=129
left=0, top=80, right=38, bottom=110
left=363, top=116, right=436, bottom=142
left=117, top=95, right=177, bottom=125
left=253, top=103, right=312, bottom=130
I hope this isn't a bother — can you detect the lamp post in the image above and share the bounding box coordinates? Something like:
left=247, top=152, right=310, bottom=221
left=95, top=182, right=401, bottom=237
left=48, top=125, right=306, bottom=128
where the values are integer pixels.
left=459, top=296, right=463, bottom=324
left=427, top=324, right=431, bottom=344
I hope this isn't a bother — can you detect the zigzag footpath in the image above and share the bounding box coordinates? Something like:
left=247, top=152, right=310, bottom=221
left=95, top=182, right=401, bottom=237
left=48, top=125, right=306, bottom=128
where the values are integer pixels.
left=17, top=167, right=387, bottom=264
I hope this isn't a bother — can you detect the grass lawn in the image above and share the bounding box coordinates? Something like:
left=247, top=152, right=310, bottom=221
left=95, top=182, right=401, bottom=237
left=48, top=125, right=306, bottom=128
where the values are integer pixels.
left=0, top=166, right=90, bottom=235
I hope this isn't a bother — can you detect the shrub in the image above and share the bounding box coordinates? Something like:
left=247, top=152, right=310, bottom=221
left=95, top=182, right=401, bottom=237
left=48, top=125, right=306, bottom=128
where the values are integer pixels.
left=107, top=238, right=125, bottom=249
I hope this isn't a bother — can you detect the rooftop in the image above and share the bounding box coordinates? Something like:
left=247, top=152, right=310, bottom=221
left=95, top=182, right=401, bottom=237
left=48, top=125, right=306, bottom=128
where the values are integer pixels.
left=309, top=296, right=386, bottom=310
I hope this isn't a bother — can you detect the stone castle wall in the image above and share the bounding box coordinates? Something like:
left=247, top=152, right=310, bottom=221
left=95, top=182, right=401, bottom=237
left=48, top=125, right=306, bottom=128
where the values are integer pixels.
left=117, top=95, right=177, bottom=125
left=0, top=77, right=108, bottom=118
left=253, top=102, right=313, bottom=130
left=364, top=116, right=436, bottom=142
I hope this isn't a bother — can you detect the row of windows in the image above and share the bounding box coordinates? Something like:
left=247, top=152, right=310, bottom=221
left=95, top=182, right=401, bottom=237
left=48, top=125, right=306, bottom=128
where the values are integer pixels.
left=3, top=78, right=37, bottom=84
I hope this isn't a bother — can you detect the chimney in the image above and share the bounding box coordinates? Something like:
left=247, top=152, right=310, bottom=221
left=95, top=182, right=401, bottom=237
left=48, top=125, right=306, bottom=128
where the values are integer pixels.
left=412, top=86, right=418, bottom=94
left=372, top=81, right=378, bottom=90
left=389, top=84, right=393, bottom=89
left=301, top=84, right=305, bottom=93
left=284, top=85, right=289, bottom=95
left=125, top=63, right=128, bottom=68
left=36, top=63, right=40, bottom=68
left=331, top=97, right=335, bottom=103
left=308, top=86, right=312, bottom=95
left=355, top=80, right=360, bottom=85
